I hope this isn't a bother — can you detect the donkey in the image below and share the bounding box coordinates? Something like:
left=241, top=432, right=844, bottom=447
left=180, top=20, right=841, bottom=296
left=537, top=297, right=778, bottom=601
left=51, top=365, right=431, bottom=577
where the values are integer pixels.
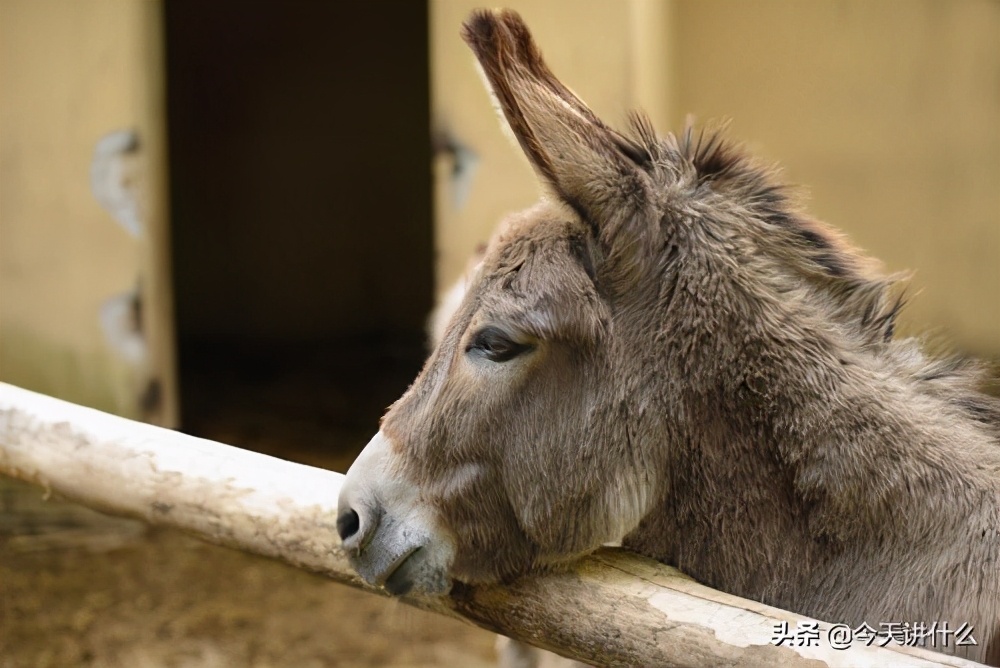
left=338, top=9, right=1000, bottom=665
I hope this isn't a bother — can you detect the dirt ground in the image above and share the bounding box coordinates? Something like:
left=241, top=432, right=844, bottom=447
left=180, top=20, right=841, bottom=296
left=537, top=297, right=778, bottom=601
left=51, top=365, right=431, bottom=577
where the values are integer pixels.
left=0, top=346, right=500, bottom=667
left=1, top=505, right=496, bottom=668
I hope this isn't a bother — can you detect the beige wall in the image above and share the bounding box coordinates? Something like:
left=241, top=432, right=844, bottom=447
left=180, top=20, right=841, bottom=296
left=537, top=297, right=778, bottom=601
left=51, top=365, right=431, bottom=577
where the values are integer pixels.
left=674, top=0, right=1000, bottom=358
left=432, top=0, right=999, bottom=359
left=0, top=0, right=176, bottom=422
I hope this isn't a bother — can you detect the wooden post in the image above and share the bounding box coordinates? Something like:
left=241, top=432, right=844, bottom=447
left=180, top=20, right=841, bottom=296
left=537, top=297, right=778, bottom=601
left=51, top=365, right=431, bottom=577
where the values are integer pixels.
left=0, top=383, right=986, bottom=668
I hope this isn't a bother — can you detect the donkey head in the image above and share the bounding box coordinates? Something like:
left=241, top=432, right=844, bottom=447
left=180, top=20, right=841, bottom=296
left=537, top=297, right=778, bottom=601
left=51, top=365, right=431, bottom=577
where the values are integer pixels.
left=337, top=9, right=894, bottom=596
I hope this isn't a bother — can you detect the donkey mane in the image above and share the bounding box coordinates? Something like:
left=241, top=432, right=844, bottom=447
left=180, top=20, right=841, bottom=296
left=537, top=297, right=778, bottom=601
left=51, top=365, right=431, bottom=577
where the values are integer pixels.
left=634, top=114, right=1000, bottom=491
left=696, top=124, right=1000, bottom=413
left=625, top=116, right=908, bottom=352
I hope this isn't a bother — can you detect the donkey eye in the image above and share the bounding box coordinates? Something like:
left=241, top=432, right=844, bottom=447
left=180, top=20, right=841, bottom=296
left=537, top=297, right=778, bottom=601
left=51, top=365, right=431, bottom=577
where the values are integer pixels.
left=466, top=327, right=533, bottom=363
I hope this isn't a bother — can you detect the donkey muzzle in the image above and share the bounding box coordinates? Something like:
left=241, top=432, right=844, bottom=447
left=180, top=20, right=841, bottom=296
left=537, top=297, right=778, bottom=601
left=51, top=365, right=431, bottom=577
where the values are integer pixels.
left=337, top=431, right=453, bottom=595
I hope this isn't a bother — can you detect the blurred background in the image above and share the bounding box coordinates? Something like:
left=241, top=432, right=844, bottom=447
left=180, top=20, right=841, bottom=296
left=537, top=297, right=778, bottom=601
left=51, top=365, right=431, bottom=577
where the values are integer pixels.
left=1, top=0, right=997, bottom=666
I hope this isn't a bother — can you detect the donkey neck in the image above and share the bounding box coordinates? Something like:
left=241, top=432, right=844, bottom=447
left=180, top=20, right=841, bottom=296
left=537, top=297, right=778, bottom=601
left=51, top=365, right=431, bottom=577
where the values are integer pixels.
left=622, top=295, right=1000, bottom=614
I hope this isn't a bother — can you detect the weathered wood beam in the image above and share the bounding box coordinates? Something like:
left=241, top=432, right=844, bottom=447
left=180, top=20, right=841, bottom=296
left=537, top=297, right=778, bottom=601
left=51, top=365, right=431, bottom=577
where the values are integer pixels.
left=0, top=382, right=985, bottom=668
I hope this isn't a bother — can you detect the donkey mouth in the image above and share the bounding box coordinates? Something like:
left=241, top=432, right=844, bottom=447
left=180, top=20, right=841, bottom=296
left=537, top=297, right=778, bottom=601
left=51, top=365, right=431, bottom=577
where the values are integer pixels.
left=346, top=538, right=419, bottom=589
left=347, top=536, right=451, bottom=597
left=380, top=544, right=453, bottom=597
left=382, top=545, right=424, bottom=596
left=359, top=543, right=451, bottom=597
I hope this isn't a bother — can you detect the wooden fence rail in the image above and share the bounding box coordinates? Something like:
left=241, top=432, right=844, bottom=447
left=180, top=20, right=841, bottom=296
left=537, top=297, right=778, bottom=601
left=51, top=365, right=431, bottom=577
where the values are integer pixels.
left=0, top=382, right=985, bottom=668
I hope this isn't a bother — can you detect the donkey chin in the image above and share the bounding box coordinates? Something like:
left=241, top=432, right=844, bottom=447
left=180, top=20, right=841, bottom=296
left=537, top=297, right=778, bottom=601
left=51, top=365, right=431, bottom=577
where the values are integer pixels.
left=337, top=431, right=456, bottom=596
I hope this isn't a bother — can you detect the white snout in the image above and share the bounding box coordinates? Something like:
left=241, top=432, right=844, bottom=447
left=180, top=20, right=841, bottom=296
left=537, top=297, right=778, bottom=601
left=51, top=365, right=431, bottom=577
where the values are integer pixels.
left=337, top=431, right=455, bottom=595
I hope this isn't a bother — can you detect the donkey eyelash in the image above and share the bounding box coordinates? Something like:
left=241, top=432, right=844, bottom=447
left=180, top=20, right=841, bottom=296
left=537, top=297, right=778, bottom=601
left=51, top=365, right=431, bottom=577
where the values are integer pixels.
left=466, top=327, right=534, bottom=363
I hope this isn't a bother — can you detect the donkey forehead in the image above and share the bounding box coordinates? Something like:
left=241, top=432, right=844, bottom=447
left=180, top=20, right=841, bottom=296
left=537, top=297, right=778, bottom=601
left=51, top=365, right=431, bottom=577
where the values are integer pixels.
left=469, top=219, right=601, bottom=329
left=480, top=207, right=595, bottom=288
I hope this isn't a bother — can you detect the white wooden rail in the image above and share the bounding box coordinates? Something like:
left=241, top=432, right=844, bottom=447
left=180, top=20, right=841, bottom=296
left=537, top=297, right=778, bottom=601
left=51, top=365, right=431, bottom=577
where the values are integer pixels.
left=0, top=382, right=986, bottom=668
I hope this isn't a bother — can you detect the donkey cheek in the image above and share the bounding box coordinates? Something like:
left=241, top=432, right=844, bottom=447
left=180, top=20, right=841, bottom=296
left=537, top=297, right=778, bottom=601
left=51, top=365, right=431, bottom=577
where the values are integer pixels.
left=443, top=507, right=539, bottom=584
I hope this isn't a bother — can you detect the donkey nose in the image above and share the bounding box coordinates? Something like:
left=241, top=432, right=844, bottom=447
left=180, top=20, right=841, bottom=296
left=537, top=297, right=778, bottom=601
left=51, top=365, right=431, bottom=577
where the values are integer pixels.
left=336, top=496, right=380, bottom=552
left=337, top=474, right=382, bottom=553
left=336, top=507, right=360, bottom=542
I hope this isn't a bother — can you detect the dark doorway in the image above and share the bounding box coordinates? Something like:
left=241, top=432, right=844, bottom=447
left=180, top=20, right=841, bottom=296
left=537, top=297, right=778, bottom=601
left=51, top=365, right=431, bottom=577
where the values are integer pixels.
left=165, top=1, right=433, bottom=468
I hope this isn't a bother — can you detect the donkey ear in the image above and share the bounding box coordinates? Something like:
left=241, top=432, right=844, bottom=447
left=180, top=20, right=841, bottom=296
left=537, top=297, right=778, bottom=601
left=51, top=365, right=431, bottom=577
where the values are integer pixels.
left=462, top=10, right=651, bottom=232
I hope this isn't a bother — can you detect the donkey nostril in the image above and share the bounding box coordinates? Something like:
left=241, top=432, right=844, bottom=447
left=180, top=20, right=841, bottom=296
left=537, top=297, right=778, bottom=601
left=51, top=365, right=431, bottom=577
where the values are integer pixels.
left=336, top=508, right=360, bottom=542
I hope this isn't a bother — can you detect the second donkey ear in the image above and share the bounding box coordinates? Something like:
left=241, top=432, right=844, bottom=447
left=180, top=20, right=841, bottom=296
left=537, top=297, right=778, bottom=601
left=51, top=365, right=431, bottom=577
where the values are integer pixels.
left=462, top=9, right=652, bottom=241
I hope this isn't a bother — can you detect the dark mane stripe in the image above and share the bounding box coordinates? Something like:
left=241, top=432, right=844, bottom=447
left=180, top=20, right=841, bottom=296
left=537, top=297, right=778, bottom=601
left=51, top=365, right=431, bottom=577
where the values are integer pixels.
left=638, top=120, right=905, bottom=345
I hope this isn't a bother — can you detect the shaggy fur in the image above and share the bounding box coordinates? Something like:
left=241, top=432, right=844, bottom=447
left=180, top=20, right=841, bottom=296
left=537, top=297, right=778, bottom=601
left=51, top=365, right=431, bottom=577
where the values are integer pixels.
left=379, top=9, right=1000, bottom=664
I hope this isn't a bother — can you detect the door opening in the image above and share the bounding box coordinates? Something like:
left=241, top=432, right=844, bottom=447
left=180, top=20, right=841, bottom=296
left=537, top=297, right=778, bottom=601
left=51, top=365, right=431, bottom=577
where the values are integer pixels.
left=165, top=1, right=433, bottom=470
